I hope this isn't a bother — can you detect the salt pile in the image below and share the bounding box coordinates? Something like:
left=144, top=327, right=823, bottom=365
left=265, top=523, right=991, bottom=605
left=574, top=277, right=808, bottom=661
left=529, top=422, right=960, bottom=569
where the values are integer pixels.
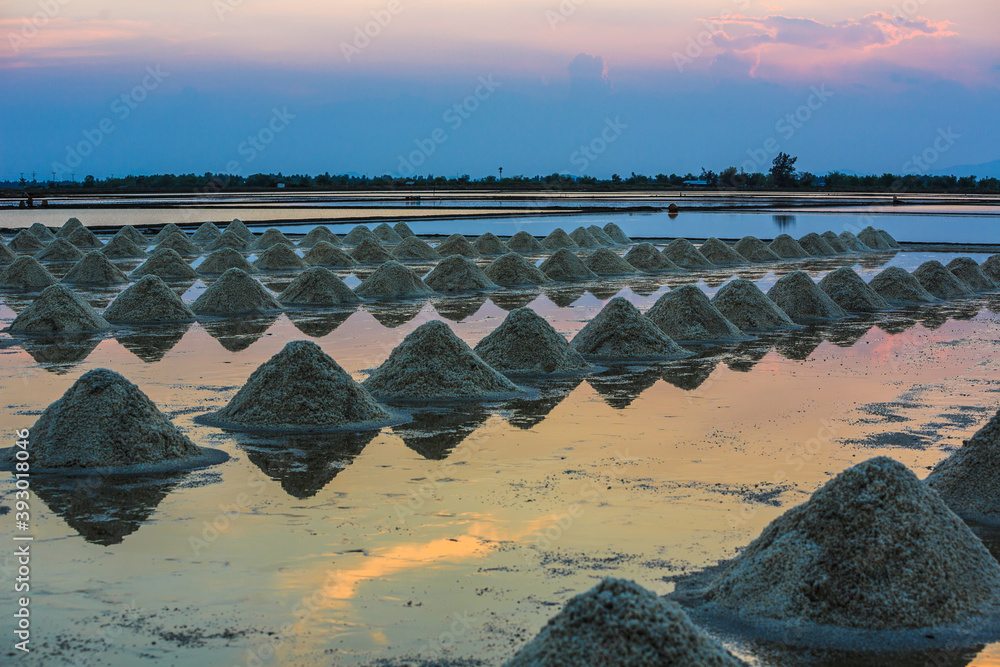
left=252, top=244, right=308, bottom=271
left=858, top=226, right=893, bottom=250
left=946, top=257, right=997, bottom=292
left=224, top=218, right=255, bottom=241
left=29, top=223, right=55, bottom=243
left=603, top=222, right=632, bottom=244
left=353, top=260, right=433, bottom=299
left=540, top=248, right=599, bottom=281
left=116, top=225, right=147, bottom=245
left=62, top=250, right=129, bottom=285
left=373, top=222, right=402, bottom=243
left=797, top=232, right=837, bottom=256
left=103, top=275, right=196, bottom=323
left=0, top=243, right=15, bottom=264
left=767, top=234, right=810, bottom=259
left=926, top=410, right=1000, bottom=523
left=703, top=457, right=1000, bottom=631
left=9, top=229, right=46, bottom=252
left=207, top=229, right=251, bottom=251
left=342, top=225, right=378, bottom=245
left=484, top=252, right=552, bottom=286
left=278, top=267, right=361, bottom=306
left=153, top=223, right=185, bottom=243
left=821, top=231, right=851, bottom=253
left=646, top=285, right=746, bottom=343
left=766, top=271, right=847, bottom=322
left=839, top=231, right=871, bottom=252
left=250, top=228, right=294, bottom=250
left=201, top=340, right=399, bottom=432
left=881, top=228, right=901, bottom=248
left=131, top=248, right=198, bottom=280
left=156, top=231, right=201, bottom=257
left=424, top=255, right=497, bottom=292
left=391, top=236, right=440, bottom=261
left=304, top=241, right=358, bottom=267
left=506, top=578, right=743, bottom=667
left=624, top=243, right=677, bottom=272
left=474, top=307, right=591, bottom=375
left=699, top=238, right=746, bottom=265
left=571, top=297, right=691, bottom=360
left=473, top=232, right=512, bottom=255
left=56, top=217, right=85, bottom=238
left=712, top=278, right=796, bottom=330
left=982, top=254, right=1000, bottom=283
left=66, top=227, right=102, bottom=249
left=197, top=248, right=257, bottom=275
left=362, top=320, right=523, bottom=401
left=507, top=231, right=545, bottom=253
left=299, top=226, right=340, bottom=247
left=0, top=256, right=58, bottom=290
left=541, top=228, right=578, bottom=250
left=349, top=238, right=393, bottom=264
left=191, top=268, right=282, bottom=315
left=100, top=234, right=146, bottom=258
left=818, top=267, right=888, bottom=312
left=191, top=222, right=221, bottom=244
left=393, top=221, right=416, bottom=238
left=569, top=226, right=601, bottom=247
left=663, top=239, right=713, bottom=268
left=585, top=248, right=640, bottom=276
left=435, top=233, right=480, bottom=257
left=587, top=225, right=616, bottom=245
left=10, top=284, right=110, bottom=333
left=912, top=260, right=972, bottom=298
left=869, top=267, right=938, bottom=304
left=35, top=238, right=84, bottom=263
left=733, top=236, right=781, bottom=262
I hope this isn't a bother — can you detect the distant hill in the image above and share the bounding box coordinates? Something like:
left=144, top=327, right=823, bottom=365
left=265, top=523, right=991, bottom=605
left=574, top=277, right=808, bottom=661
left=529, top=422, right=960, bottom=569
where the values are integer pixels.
left=930, top=159, right=1000, bottom=179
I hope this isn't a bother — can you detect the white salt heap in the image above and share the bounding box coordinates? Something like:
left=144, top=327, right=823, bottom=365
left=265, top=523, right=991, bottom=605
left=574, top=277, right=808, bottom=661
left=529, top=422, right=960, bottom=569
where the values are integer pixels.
left=349, top=238, right=393, bottom=264
left=585, top=248, right=640, bottom=276
left=663, top=239, right=713, bottom=268
left=927, top=410, right=1000, bottom=524
left=733, top=236, right=781, bottom=262
left=435, top=233, right=480, bottom=257
left=858, top=226, right=893, bottom=250
left=699, top=238, right=746, bottom=265
left=62, top=250, right=129, bottom=285
left=818, top=267, right=888, bottom=312
left=206, top=229, right=251, bottom=251
left=353, top=260, right=433, bottom=299
left=506, top=578, right=744, bottom=667
left=0, top=243, right=14, bottom=264
left=304, top=241, right=358, bottom=267
left=569, top=226, right=601, bottom=247
left=278, top=267, right=360, bottom=306
left=821, top=231, right=851, bottom=253
left=224, top=218, right=255, bottom=241
left=252, top=244, right=308, bottom=271
left=10, top=284, right=110, bottom=333
left=391, top=236, right=440, bottom=261
left=646, top=285, right=746, bottom=343
left=424, top=255, right=498, bottom=292
left=342, top=225, right=379, bottom=245
left=198, top=248, right=257, bottom=275
left=131, top=248, right=198, bottom=280
left=473, top=232, right=512, bottom=255
left=869, top=267, right=938, bottom=304
left=393, top=221, right=416, bottom=238
left=484, top=252, right=552, bottom=286
left=912, top=260, right=972, bottom=299
left=153, top=223, right=184, bottom=243
left=35, top=238, right=84, bottom=263
left=115, top=225, right=147, bottom=246
left=603, top=222, right=632, bottom=244
left=540, top=248, right=599, bottom=281
left=766, top=271, right=847, bottom=322
left=103, top=275, right=196, bottom=323
left=373, top=222, right=403, bottom=243
left=156, top=231, right=201, bottom=257
left=797, top=232, right=837, bottom=256
left=299, top=226, right=340, bottom=247
left=946, top=257, right=997, bottom=292
left=541, top=228, right=578, bottom=250
left=191, top=268, right=282, bottom=315
left=28, top=223, right=55, bottom=243
left=712, top=278, right=796, bottom=330
left=507, top=231, right=545, bottom=253
left=9, top=229, right=46, bottom=252
left=571, top=297, right=691, bottom=360
left=0, top=256, right=58, bottom=290
left=624, top=243, right=678, bottom=272
left=250, top=228, right=294, bottom=250
left=839, top=231, right=871, bottom=252
left=982, top=254, right=1000, bottom=283
left=768, top=234, right=810, bottom=259
left=100, top=234, right=146, bottom=259
left=191, top=222, right=221, bottom=244
left=474, top=307, right=591, bottom=375
left=56, top=217, right=85, bottom=237
left=588, top=225, right=616, bottom=245
left=66, top=226, right=103, bottom=249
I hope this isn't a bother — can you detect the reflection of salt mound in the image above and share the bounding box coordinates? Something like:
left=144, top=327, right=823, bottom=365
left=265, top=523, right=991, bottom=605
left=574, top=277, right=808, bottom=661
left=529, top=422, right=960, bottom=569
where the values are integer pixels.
left=373, top=222, right=402, bottom=243
left=250, top=228, right=294, bottom=250
left=393, top=221, right=416, bottom=238
left=797, top=232, right=836, bottom=256
left=156, top=232, right=201, bottom=257
left=198, top=248, right=257, bottom=275
left=821, top=231, right=850, bottom=253
left=191, top=222, right=221, bottom=244
left=927, top=410, right=1000, bottom=524
left=474, top=307, right=591, bottom=375
left=569, top=226, right=601, bottom=247
left=699, top=238, right=746, bottom=265
left=858, top=226, right=892, bottom=250
left=982, top=254, right=1000, bottom=283
left=100, top=234, right=145, bottom=259
left=540, top=248, right=598, bottom=281
left=354, top=260, right=433, bottom=299
left=131, top=248, right=197, bottom=280
left=603, top=222, right=632, bottom=244
left=818, top=267, right=888, bottom=312
left=391, top=236, right=440, bottom=261
left=35, top=238, right=84, bottom=263
left=56, top=217, right=84, bottom=238
left=203, top=340, right=398, bottom=432
left=734, top=236, right=781, bottom=262
left=153, top=223, right=184, bottom=243
left=712, top=278, right=795, bottom=330
left=10, top=229, right=46, bottom=252
left=66, top=226, right=103, bottom=249
left=588, top=225, right=616, bottom=245
left=435, top=233, right=479, bottom=257
left=508, top=231, right=545, bottom=253
left=253, top=244, right=308, bottom=271
left=0, top=256, right=58, bottom=290
left=869, top=267, right=937, bottom=304
left=29, top=222, right=56, bottom=243
left=473, top=232, right=512, bottom=255
left=363, top=319, right=523, bottom=401
left=349, top=238, right=393, bottom=264
left=278, top=267, right=360, bottom=306
left=342, top=225, right=378, bottom=245
left=946, top=257, right=997, bottom=292
left=571, top=297, right=691, bottom=360
left=839, top=231, right=870, bottom=252
left=507, top=578, right=743, bottom=667
left=484, top=253, right=552, bottom=286
left=912, top=260, right=972, bottom=299
left=625, top=243, right=678, bottom=272
left=299, top=226, right=340, bottom=247
left=704, top=457, right=1000, bottom=631
left=663, top=239, right=713, bottom=267
left=585, top=248, right=640, bottom=276
left=192, top=268, right=282, bottom=315
left=304, top=241, right=357, bottom=267
left=10, top=284, right=111, bottom=333
left=541, top=228, right=578, bottom=250
left=62, top=251, right=128, bottom=285
left=424, top=255, right=497, bottom=292
left=206, top=229, right=251, bottom=251
left=104, top=275, right=196, bottom=323
left=766, top=271, right=847, bottom=322
left=768, top=234, right=810, bottom=259
left=224, top=218, right=255, bottom=241
left=646, top=285, right=746, bottom=343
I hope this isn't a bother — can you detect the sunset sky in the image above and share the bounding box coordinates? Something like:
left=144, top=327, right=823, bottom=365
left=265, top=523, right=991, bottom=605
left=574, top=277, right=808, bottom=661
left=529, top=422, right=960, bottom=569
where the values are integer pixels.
left=1, top=0, right=997, bottom=179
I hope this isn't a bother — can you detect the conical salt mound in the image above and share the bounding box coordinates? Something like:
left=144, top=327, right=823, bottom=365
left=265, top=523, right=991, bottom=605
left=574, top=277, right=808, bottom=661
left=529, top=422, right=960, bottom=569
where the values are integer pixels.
left=153, top=223, right=185, bottom=243
left=10, top=283, right=110, bottom=333
left=663, top=239, right=713, bottom=268
left=65, top=226, right=102, bottom=249
left=131, top=248, right=197, bottom=280
left=115, top=225, right=147, bottom=246
left=9, top=229, right=46, bottom=252
left=927, top=410, right=1000, bottom=524
left=35, top=238, right=84, bottom=263
left=100, top=234, right=145, bottom=259
left=56, top=217, right=85, bottom=238
left=734, top=236, right=781, bottom=262
left=507, top=578, right=744, bottom=667
left=704, top=457, right=1000, bottom=630
left=571, top=297, right=691, bottom=361
left=208, top=229, right=251, bottom=251
left=585, top=248, right=640, bottom=276
left=646, top=285, right=746, bottom=343
left=373, top=222, right=402, bottom=243
left=982, top=254, right=1000, bottom=283
left=766, top=271, right=847, bottom=322
left=104, top=275, right=196, bottom=323
left=473, top=232, right=512, bottom=255
left=858, top=226, right=892, bottom=250
left=869, top=267, right=938, bottom=304
left=425, top=255, right=497, bottom=292
left=569, top=226, right=601, bottom=248
left=304, top=241, right=358, bottom=267
left=354, top=260, right=433, bottom=299
left=839, top=231, right=871, bottom=252
left=474, top=307, right=591, bottom=376
left=198, top=248, right=257, bottom=275
left=250, top=228, right=294, bottom=250
left=797, top=232, right=837, bottom=256
left=392, top=236, right=440, bottom=261
left=278, top=267, right=361, bottom=306
left=484, top=253, right=552, bottom=286
left=342, top=225, right=378, bottom=245
left=587, top=225, right=616, bottom=246
left=699, top=238, right=746, bottom=265
left=363, top=320, right=523, bottom=401
left=0, top=242, right=16, bottom=265
left=508, top=231, right=545, bottom=253
left=541, top=228, right=578, bottom=250
left=821, top=231, right=850, bottom=253
left=62, top=250, right=129, bottom=285
left=253, top=244, right=308, bottom=271
left=624, top=243, right=677, bottom=272
left=435, top=233, right=480, bottom=257
left=349, top=238, right=393, bottom=264
left=192, top=268, right=281, bottom=315
left=912, top=260, right=972, bottom=299
left=28, top=222, right=55, bottom=243
left=880, top=229, right=901, bottom=248
left=712, top=278, right=796, bottom=330
left=947, top=257, right=997, bottom=292
left=191, top=222, right=221, bottom=244
left=393, top=221, right=416, bottom=238
left=299, top=226, right=340, bottom=247
left=818, top=267, right=888, bottom=312
left=224, top=218, right=255, bottom=241
left=603, top=222, right=632, bottom=244
left=0, top=256, right=58, bottom=290
left=202, top=341, right=398, bottom=432
left=540, top=248, right=598, bottom=281
left=156, top=231, right=201, bottom=257
left=768, top=234, right=809, bottom=259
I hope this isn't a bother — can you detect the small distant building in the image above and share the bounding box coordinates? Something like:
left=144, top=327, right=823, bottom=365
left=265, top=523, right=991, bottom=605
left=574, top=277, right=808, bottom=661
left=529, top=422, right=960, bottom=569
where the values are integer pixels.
left=276, top=182, right=285, bottom=189
left=682, top=179, right=709, bottom=187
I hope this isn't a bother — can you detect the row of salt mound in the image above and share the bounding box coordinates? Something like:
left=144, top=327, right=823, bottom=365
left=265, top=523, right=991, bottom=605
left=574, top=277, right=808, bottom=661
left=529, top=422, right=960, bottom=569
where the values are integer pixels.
left=542, top=228, right=578, bottom=250
left=101, top=233, right=146, bottom=259
left=299, top=226, right=340, bottom=247
left=868, top=267, right=937, bottom=304
left=733, top=236, right=781, bottom=262
left=349, top=238, right=393, bottom=264
left=625, top=243, right=679, bottom=272
left=569, top=226, right=602, bottom=248
left=198, top=248, right=257, bottom=275
left=373, top=222, right=403, bottom=243
left=10, top=283, right=110, bottom=333
left=278, top=267, right=360, bottom=306
left=393, top=221, right=416, bottom=238
left=435, top=233, right=479, bottom=257
left=507, top=230, right=545, bottom=253
left=35, top=238, right=84, bottom=262
left=585, top=248, right=640, bottom=276
left=304, top=241, right=357, bottom=267
left=912, top=260, right=972, bottom=299
left=603, top=222, right=632, bottom=244
left=821, top=230, right=851, bottom=253
left=768, top=234, right=810, bottom=259
left=797, top=232, right=838, bottom=256
left=483, top=253, right=552, bottom=286
left=474, top=307, right=592, bottom=376
left=0, top=256, right=58, bottom=290
left=341, top=225, right=379, bottom=245
left=664, top=239, right=713, bottom=268
left=712, top=278, right=796, bottom=330
left=818, top=267, right=888, bottom=312
left=9, top=229, right=47, bottom=252
left=132, top=248, right=198, bottom=280
left=103, top=275, right=196, bottom=323
left=947, top=257, right=998, bottom=291
left=253, top=244, right=308, bottom=271
left=207, top=229, right=251, bottom=251
left=571, top=297, right=691, bottom=361
left=191, top=222, right=222, bottom=244
left=646, top=285, right=747, bottom=343
left=540, top=248, right=599, bottom=281
left=927, top=409, right=1000, bottom=524
left=424, top=255, right=497, bottom=292
left=55, top=217, right=85, bottom=238
left=156, top=231, right=202, bottom=257
left=28, top=222, right=56, bottom=243
left=766, top=270, right=847, bottom=322
left=839, top=230, right=871, bottom=252
left=354, top=260, right=433, bottom=299
left=153, top=223, right=184, bottom=243
left=858, top=225, right=899, bottom=249
left=392, top=236, right=440, bottom=261
left=63, top=251, right=129, bottom=285
left=250, top=228, right=294, bottom=250
left=589, top=225, right=617, bottom=245
left=699, top=237, right=746, bottom=265
left=473, top=232, right=512, bottom=255
left=191, top=268, right=281, bottom=315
